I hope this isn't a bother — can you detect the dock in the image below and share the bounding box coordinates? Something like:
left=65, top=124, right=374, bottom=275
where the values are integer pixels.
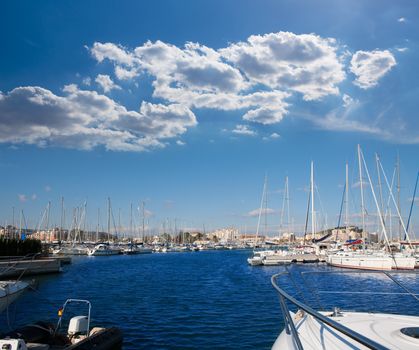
left=0, top=257, right=61, bottom=278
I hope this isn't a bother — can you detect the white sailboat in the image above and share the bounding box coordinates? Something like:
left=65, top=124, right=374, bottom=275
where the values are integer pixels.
left=88, top=198, right=121, bottom=256
left=326, top=146, right=416, bottom=270
left=247, top=175, right=271, bottom=266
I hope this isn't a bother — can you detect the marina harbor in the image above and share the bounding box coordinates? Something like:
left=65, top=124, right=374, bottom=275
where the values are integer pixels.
left=2, top=1, right=419, bottom=348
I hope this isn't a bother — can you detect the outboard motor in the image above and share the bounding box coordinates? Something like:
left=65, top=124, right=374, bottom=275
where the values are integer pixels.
left=68, top=316, right=89, bottom=344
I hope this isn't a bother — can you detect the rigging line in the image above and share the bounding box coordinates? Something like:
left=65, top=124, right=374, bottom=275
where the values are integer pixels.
left=406, top=171, right=419, bottom=237
left=380, top=167, right=396, bottom=242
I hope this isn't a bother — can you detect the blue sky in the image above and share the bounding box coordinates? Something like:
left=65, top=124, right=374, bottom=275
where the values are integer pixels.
left=1, top=0, right=418, bottom=237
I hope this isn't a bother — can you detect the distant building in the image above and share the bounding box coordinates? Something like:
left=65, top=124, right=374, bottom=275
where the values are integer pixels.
left=210, top=228, right=238, bottom=241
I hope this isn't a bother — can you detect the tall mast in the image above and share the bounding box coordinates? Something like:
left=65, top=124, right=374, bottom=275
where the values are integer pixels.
left=345, top=162, right=349, bottom=233
left=130, top=203, right=133, bottom=240
left=46, top=201, right=51, bottom=242
left=96, top=208, right=100, bottom=242
left=264, top=176, right=268, bottom=238
left=118, top=208, right=121, bottom=240
left=12, top=206, right=15, bottom=238
left=19, top=209, right=22, bottom=240
left=141, top=201, right=145, bottom=243
left=254, top=175, right=267, bottom=249
left=360, top=148, right=391, bottom=249
left=375, top=154, right=384, bottom=214
left=397, top=153, right=401, bottom=241
left=311, top=161, right=315, bottom=237
left=60, top=197, right=64, bottom=242
left=107, top=197, right=111, bottom=242
left=357, top=145, right=365, bottom=236
left=377, top=156, right=413, bottom=247
left=286, top=176, right=290, bottom=235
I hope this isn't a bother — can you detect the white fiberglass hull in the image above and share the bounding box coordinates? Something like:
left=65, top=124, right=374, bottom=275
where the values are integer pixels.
left=327, top=254, right=393, bottom=270
left=247, top=257, right=263, bottom=266
left=53, top=247, right=89, bottom=255
left=272, top=311, right=419, bottom=350
left=88, top=246, right=121, bottom=256
left=0, top=281, right=29, bottom=313
left=88, top=250, right=120, bottom=256
left=390, top=256, right=416, bottom=270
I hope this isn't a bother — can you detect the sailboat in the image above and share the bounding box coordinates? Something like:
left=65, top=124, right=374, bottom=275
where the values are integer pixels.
left=247, top=175, right=272, bottom=266
left=88, top=198, right=121, bottom=256
left=53, top=202, right=89, bottom=255
left=327, top=146, right=416, bottom=270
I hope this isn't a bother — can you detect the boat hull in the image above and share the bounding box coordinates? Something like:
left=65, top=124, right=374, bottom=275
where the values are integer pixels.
left=272, top=311, right=419, bottom=350
left=327, top=255, right=393, bottom=270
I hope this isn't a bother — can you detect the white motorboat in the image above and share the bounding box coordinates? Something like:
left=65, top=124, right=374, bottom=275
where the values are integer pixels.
left=53, top=245, right=89, bottom=256
left=0, top=280, right=29, bottom=313
left=122, top=244, right=153, bottom=255
left=88, top=244, right=120, bottom=256
left=271, top=269, right=419, bottom=350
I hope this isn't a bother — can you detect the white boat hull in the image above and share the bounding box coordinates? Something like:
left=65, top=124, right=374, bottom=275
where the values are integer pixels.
left=0, top=281, right=28, bottom=313
left=327, top=254, right=393, bottom=270
left=272, top=311, right=419, bottom=350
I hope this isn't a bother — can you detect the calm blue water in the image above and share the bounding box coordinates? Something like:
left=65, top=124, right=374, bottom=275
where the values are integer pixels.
left=1, top=250, right=418, bottom=349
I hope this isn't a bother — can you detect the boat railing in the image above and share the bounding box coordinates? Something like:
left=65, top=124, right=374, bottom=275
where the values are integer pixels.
left=298, top=270, right=419, bottom=306
left=271, top=269, right=419, bottom=350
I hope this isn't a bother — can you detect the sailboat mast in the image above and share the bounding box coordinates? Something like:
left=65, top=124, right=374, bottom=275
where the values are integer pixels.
left=345, top=163, right=349, bottom=233
left=397, top=153, right=401, bottom=241
left=141, top=201, right=145, bottom=243
left=60, top=197, right=64, bottom=242
left=107, top=197, right=111, bottom=242
left=19, top=209, right=22, bottom=240
left=357, top=144, right=366, bottom=236
left=286, top=176, right=290, bottom=235
left=130, top=203, right=133, bottom=240
left=96, top=208, right=100, bottom=242
left=360, top=148, right=391, bottom=249
left=311, top=161, right=315, bottom=237
left=254, top=175, right=267, bottom=249
left=264, top=176, right=268, bottom=238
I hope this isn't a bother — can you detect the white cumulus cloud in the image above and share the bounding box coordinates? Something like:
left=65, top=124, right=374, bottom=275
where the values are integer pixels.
left=232, top=124, right=257, bottom=136
left=89, top=31, right=346, bottom=124
left=350, top=50, right=396, bottom=89
left=0, top=85, right=197, bottom=152
left=95, top=74, right=121, bottom=93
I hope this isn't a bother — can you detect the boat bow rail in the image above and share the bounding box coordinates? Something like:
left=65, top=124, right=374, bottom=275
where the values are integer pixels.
left=271, top=269, right=419, bottom=350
